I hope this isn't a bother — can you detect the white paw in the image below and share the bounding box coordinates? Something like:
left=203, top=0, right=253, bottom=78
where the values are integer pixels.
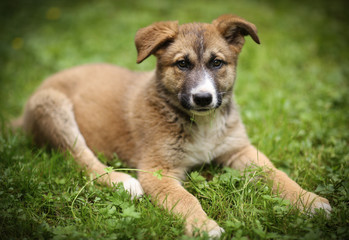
left=208, top=226, right=225, bottom=239
left=311, top=201, right=332, bottom=215
left=122, top=177, right=144, bottom=199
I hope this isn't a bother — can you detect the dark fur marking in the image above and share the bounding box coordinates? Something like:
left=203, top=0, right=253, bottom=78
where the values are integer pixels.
left=194, top=29, right=205, bottom=61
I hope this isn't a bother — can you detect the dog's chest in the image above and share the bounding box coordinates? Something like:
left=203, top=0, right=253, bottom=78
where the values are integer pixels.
left=182, top=113, right=243, bottom=167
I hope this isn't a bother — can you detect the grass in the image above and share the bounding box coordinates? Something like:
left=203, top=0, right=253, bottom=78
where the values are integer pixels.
left=1, top=0, right=348, bottom=239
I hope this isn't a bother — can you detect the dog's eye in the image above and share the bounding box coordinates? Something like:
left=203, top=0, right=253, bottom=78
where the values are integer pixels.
left=212, top=59, right=223, bottom=69
left=177, top=60, right=190, bottom=70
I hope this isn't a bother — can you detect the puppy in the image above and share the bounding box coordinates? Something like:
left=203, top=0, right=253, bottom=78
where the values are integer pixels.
left=18, top=14, right=331, bottom=237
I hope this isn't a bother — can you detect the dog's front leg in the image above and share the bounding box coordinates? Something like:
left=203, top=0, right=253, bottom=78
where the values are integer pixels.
left=138, top=168, right=224, bottom=237
left=217, top=145, right=331, bottom=214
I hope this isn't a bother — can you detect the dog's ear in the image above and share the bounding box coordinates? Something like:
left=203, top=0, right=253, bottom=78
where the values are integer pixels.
left=212, top=14, right=260, bottom=51
left=135, top=21, right=178, bottom=63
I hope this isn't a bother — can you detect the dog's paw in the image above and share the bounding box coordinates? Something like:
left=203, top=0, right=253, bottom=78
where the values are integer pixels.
left=122, top=177, right=144, bottom=199
left=107, top=172, right=144, bottom=199
left=301, top=191, right=332, bottom=216
left=208, top=226, right=225, bottom=239
left=309, top=195, right=332, bottom=215
left=201, top=219, right=224, bottom=239
left=186, top=218, right=224, bottom=238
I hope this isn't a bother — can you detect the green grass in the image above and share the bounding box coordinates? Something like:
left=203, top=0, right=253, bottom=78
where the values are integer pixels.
left=1, top=0, right=348, bottom=239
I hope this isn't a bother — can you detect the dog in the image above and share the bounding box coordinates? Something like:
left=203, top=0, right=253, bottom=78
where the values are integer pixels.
left=17, top=14, right=331, bottom=238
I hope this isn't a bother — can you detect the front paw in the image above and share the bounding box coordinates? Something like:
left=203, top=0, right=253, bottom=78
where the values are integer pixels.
left=186, top=219, right=224, bottom=239
left=300, top=191, right=332, bottom=215
left=108, top=172, right=144, bottom=199
left=208, top=225, right=225, bottom=239
left=122, top=177, right=144, bottom=199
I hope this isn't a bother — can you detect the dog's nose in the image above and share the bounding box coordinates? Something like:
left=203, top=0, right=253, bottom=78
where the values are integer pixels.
left=193, top=92, right=213, bottom=107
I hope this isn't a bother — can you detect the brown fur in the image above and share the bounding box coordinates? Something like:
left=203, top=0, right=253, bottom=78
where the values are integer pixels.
left=18, top=15, right=331, bottom=237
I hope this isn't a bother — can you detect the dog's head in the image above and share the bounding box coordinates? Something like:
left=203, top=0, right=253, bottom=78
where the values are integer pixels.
left=135, top=14, right=260, bottom=116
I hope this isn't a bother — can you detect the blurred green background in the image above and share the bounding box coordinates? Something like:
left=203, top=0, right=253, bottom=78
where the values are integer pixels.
left=0, top=0, right=348, bottom=239
left=1, top=0, right=348, bottom=120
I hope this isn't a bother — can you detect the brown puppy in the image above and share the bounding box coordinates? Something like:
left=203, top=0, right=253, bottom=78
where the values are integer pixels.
left=18, top=15, right=331, bottom=237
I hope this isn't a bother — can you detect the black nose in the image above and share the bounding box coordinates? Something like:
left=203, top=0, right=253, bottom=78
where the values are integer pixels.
left=193, top=92, right=212, bottom=107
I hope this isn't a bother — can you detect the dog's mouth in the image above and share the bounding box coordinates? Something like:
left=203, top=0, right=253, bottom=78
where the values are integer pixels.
left=195, top=108, right=211, bottom=112
left=190, top=108, right=216, bottom=116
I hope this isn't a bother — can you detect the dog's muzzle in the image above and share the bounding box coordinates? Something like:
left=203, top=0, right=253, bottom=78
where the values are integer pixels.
left=179, top=92, right=222, bottom=113
left=179, top=70, right=222, bottom=113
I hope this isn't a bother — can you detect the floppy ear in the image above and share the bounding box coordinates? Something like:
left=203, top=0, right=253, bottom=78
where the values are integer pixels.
left=135, top=21, right=178, bottom=63
left=212, top=14, right=260, bottom=51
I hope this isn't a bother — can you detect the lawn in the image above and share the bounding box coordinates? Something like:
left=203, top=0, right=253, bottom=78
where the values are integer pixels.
left=0, top=0, right=348, bottom=239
